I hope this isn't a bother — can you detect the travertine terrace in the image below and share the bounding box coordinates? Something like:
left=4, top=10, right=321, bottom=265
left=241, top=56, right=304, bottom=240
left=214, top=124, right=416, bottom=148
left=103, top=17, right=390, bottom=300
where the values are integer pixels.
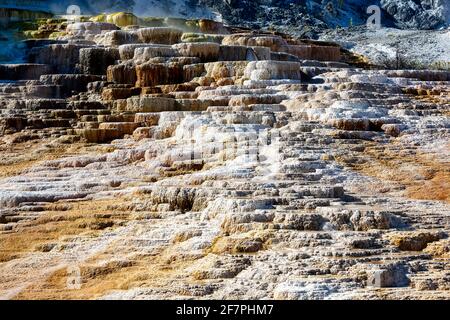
left=0, top=13, right=449, bottom=300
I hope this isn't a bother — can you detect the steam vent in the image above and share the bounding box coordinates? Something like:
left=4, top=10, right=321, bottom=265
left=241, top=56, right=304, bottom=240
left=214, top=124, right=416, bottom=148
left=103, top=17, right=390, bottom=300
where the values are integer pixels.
left=0, top=7, right=449, bottom=301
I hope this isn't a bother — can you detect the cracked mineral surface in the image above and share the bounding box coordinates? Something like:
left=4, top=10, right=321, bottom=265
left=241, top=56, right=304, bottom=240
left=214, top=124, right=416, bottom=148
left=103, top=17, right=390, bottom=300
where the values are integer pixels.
left=0, top=12, right=449, bottom=300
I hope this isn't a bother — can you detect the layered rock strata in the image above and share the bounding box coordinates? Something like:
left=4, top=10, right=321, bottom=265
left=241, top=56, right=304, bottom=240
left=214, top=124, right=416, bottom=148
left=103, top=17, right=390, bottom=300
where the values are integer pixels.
left=0, top=17, right=448, bottom=300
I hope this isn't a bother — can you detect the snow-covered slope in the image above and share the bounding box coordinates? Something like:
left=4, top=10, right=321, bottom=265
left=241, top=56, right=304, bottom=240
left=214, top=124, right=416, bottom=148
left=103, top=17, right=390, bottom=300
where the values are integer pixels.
left=199, top=0, right=450, bottom=30
left=380, top=0, right=450, bottom=29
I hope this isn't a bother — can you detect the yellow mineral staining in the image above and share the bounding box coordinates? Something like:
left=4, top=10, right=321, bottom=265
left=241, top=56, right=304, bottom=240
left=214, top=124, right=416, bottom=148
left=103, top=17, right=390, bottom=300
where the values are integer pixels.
left=22, top=18, right=67, bottom=39
left=181, top=32, right=224, bottom=43
left=172, top=229, right=203, bottom=244
left=424, top=239, right=450, bottom=258
left=0, top=138, right=115, bottom=178
left=12, top=237, right=206, bottom=300
left=346, top=142, right=450, bottom=203
left=207, top=231, right=273, bottom=254
left=406, top=86, right=450, bottom=107
left=198, top=19, right=225, bottom=33
left=0, top=198, right=129, bottom=263
left=406, top=170, right=450, bottom=202
left=340, top=48, right=376, bottom=69
left=388, top=231, right=444, bottom=251
left=90, top=12, right=138, bottom=27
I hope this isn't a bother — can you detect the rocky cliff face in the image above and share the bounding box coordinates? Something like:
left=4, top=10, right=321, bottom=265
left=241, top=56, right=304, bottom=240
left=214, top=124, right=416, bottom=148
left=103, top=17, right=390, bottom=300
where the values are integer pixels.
left=380, top=0, right=450, bottom=29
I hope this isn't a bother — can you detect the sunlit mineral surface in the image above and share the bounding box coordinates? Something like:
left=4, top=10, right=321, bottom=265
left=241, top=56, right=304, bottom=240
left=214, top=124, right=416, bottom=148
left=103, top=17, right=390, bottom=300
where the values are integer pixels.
left=0, top=10, right=449, bottom=300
